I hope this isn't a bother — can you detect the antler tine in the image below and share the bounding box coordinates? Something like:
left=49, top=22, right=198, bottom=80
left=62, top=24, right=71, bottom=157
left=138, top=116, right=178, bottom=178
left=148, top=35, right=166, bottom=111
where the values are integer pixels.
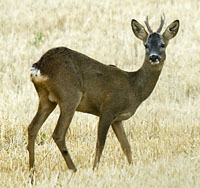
left=157, top=13, right=165, bottom=33
left=144, top=16, right=153, bottom=33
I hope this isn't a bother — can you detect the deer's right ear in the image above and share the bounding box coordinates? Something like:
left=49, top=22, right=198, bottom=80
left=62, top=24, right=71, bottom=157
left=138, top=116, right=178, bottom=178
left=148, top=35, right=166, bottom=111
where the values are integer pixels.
left=131, top=19, right=148, bottom=41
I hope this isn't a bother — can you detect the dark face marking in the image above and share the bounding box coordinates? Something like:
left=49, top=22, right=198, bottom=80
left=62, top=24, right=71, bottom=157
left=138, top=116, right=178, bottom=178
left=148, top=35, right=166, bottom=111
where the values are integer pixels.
left=144, top=33, right=166, bottom=65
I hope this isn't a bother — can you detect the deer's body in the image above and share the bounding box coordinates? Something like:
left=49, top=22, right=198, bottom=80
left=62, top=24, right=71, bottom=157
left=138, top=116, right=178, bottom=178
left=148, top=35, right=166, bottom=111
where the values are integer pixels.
left=32, top=47, right=159, bottom=120
left=28, top=16, right=179, bottom=172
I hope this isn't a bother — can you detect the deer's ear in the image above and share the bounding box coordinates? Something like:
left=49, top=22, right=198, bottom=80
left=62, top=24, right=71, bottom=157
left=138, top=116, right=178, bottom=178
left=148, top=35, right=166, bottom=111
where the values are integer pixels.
left=131, top=19, right=148, bottom=41
left=163, top=20, right=179, bottom=41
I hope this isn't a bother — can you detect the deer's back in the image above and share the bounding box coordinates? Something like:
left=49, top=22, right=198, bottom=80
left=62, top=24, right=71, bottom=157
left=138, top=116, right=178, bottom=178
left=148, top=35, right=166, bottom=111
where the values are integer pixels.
left=31, top=47, right=136, bottom=116
left=34, top=47, right=132, bottom=88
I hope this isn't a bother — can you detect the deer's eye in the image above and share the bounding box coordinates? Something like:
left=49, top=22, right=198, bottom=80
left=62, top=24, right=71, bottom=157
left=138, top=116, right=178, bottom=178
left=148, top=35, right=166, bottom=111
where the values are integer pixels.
left=160, top=43, right=165, bottom=48
left=144, top=44, right=149, bottom=49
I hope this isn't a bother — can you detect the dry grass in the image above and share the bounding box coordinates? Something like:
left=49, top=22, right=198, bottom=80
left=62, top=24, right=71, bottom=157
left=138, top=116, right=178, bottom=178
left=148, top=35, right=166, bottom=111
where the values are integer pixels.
left=1, top=0, right=200, bottom=187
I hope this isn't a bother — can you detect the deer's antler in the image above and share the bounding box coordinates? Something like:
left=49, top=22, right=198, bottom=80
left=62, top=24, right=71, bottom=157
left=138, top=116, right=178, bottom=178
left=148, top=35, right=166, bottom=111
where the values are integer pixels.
left=157, top=14, right=165, bottom=33
left=144, top=16, right=153, bottom=33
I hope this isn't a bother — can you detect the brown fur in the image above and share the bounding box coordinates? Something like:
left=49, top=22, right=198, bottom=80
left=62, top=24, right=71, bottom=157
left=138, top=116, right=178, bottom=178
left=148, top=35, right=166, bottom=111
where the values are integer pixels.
left=28, top=18, right=179, bottom=172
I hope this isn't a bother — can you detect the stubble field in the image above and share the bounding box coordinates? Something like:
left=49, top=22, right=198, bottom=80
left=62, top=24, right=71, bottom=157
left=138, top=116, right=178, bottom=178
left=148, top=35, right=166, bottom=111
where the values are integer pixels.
left=0, top=0, right=200, bottom=187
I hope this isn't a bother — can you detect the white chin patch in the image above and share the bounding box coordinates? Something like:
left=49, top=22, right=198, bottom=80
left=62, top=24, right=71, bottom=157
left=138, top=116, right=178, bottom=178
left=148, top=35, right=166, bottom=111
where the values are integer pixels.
left=150, top=59, right=160, bottom=65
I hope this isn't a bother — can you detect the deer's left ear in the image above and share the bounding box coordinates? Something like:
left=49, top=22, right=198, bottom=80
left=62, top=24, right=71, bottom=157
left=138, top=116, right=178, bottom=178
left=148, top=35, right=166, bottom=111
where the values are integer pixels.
left=163, top=20, right=180, bottom=41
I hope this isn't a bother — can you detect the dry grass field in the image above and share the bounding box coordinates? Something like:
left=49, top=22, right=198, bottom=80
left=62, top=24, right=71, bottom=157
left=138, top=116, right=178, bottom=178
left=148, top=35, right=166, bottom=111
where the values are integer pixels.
left=0, top=0, right=200, bottom=187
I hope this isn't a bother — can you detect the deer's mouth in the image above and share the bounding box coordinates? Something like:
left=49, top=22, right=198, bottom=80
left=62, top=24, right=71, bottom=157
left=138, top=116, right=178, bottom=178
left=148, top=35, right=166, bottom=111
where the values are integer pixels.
left=150, top=59, right=160, bottom=65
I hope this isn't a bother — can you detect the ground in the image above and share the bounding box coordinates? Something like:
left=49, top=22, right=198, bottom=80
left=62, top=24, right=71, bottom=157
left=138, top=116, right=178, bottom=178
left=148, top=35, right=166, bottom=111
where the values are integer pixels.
left=0, top=0, right=200, bottom=187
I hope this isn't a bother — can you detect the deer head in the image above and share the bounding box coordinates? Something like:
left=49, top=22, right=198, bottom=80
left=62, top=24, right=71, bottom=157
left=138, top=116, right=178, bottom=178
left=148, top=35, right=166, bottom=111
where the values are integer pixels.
left=131, top=14, right=179, bottom=66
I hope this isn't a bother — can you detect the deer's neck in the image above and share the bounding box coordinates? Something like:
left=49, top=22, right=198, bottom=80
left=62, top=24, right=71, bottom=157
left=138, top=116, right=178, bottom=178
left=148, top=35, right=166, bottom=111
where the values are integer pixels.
left=133, top=60, right=163, bottom=102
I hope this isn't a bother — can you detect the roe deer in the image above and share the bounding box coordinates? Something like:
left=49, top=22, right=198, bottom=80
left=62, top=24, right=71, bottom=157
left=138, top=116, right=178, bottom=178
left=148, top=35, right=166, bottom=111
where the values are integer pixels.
left=28, top=15, right=179, bottom=172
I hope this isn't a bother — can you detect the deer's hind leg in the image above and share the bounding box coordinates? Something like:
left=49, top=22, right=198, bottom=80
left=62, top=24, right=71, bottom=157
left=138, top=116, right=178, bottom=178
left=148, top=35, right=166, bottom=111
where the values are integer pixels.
left=51, top=78, right=82, bottom=172
left=28, top=84, right=57, bottom=169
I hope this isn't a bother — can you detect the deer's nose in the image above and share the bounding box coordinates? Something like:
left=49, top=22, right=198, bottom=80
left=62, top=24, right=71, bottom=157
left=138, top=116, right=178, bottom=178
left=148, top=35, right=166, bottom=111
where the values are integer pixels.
left=149, top=55, right=161, bottom=64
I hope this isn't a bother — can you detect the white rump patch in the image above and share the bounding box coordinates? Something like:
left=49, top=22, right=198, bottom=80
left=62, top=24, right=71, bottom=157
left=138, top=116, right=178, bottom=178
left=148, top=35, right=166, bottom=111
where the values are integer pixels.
left=30, top=66, right=41, bottom=77
left=30, top=66, right=48, bottom=82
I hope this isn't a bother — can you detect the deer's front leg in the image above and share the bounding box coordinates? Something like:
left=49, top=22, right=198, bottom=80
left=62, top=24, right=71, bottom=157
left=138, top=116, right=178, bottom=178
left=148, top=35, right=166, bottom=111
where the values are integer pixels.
left=112, top=121, right=132, bottom=164
left=93, top=112, right=114, bottom=170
